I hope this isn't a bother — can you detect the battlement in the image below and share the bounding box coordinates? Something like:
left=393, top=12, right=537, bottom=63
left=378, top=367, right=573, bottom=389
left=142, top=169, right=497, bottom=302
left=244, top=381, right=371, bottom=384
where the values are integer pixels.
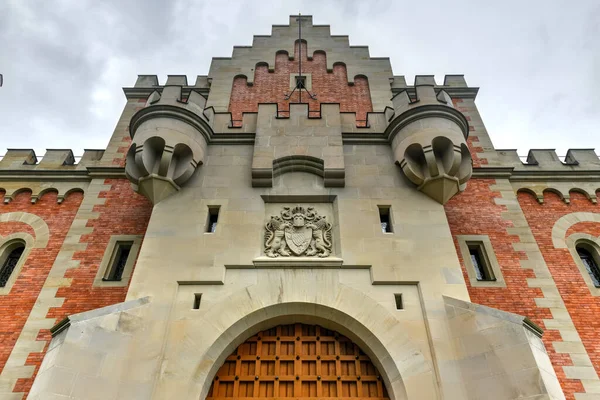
left=0, top=149, right=105, bottom=170
left=133, top=75, right=210, bottom=89
left=494, top=149, right=600, bottom=171
left=390, top=74, right=478, bottom=100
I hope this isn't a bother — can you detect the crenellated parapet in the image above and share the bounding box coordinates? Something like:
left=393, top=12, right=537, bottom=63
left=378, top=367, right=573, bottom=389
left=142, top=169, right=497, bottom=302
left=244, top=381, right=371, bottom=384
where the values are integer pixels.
left=0, top=149, right=107, bottom=203
left=125, top=86, right=212, bottom=204
left=489, top=148, right=600, bottom=204
left=385, top=75, right=472, bottom=204
left=251, top=103, right=345, bottom=188
left=206, top=15, right=394, bottom=113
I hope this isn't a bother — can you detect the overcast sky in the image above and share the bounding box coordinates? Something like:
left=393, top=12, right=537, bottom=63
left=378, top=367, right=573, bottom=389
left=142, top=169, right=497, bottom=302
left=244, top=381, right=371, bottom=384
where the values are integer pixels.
left=1, top=0, right=599, bottom=159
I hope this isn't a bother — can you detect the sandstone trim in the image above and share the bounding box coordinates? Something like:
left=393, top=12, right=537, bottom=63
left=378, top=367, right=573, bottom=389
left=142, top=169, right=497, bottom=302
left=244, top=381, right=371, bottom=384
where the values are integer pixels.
left=491, top=179, right=600, bottom=397
left=0, top=179, right=110, bottom=399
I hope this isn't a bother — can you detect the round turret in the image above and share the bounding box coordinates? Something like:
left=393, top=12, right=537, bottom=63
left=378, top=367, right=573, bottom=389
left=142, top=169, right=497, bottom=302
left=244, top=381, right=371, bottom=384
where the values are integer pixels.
left=387, top=80, right=472, bottom=204
left=125, top=86, right=210, bottom=204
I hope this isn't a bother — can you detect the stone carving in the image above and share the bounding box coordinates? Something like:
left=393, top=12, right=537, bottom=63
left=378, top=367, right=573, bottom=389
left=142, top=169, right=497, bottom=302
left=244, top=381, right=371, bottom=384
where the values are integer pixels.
left=265, top=206, right=332, bottom=258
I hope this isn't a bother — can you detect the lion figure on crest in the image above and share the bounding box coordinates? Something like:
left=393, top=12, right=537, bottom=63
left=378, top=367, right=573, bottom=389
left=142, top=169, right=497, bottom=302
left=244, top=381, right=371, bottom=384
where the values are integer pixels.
left=264, top=206, right=332, bottom=258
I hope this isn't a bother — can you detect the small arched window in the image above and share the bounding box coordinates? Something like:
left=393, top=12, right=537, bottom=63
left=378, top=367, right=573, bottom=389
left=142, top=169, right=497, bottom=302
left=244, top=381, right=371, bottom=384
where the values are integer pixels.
left=577, top=246, right=600, bottom=287
left=0, top=244, right=25, bottom=287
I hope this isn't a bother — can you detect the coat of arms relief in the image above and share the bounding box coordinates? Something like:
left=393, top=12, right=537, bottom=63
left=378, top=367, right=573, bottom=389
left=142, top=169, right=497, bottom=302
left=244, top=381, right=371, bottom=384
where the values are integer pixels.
left=264, top=206, right=332, bottom=258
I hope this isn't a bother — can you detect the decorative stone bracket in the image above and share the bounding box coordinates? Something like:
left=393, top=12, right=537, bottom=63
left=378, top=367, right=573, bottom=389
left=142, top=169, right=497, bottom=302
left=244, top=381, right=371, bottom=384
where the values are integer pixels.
left=387, top=78, right=472, bottom=204
left=125, top=86, right=210, bottom=204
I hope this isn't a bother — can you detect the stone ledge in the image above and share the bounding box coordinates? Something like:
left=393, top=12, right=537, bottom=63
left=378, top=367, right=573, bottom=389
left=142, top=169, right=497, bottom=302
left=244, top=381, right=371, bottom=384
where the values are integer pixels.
left=251, top=256, right=344, bottom=268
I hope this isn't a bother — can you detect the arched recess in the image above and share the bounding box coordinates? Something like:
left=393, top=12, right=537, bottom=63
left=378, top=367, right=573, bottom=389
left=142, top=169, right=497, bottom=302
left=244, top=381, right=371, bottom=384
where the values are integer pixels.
left=192, top=296, right=431, bottom=400
left=207, top=323, right=390, bottom=399
left=273, top=155, right=325, bottom=179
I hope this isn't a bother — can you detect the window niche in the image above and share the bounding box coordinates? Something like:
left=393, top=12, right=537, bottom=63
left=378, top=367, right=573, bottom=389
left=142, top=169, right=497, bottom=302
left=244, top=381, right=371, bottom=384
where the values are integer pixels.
left=0, top=241, right=26, bottom=289
left=378, top=206, right=393, bottom=234
left=568, top=237, right=600, bottom=296
left=457, top=235, right=506, bottom=287
left=94, top=235, right=143, bottom=287
left=577, top=246, right=600, bottom=287
left=205, top=206, right=220, bottom=233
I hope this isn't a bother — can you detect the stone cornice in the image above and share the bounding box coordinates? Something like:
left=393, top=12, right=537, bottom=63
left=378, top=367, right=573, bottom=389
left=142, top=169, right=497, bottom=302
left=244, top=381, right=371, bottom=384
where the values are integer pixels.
left=129, top=104, right=255, bottom=145
left=392, top=86, right=480, bottom=100
left=384, top=104, right=470, bottom=143
left=472, top=166, right=600, bottom=181
left=1, top=165, right=598, bottom=184
left=0, top=167, right=126, bottom=182
left=123, top=86, right=209, bottom=100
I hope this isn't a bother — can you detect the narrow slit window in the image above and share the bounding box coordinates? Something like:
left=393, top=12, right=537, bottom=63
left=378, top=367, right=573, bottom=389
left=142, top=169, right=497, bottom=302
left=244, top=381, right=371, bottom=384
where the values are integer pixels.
left=577, top=246, right=600, bottom=287
left=206, top=206, right=220, bottom=233
left=103, top=242, right=133, bottom=282
left=295, top=75, right=306, bottom=88
left=468, top=243, right=495, bottom=281
left=0, top=245, right=24, bottom=287
left=394, top=294, right=403, bottom=310
left=193, top=294, right=202, bottom=310
left=378, top=206, right=392, bottom=233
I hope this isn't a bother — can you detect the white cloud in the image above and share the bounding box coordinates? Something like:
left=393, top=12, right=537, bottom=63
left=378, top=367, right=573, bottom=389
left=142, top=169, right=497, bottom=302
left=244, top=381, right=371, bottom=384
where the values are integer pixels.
left=0, top=0, right=598, bottom=157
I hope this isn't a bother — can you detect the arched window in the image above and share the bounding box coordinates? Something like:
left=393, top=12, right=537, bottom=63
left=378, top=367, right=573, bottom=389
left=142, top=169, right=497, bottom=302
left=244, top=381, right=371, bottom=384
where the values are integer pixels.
left=0, top=243, right=25, bottom=287
left=577, top=246, right=600, bottom=287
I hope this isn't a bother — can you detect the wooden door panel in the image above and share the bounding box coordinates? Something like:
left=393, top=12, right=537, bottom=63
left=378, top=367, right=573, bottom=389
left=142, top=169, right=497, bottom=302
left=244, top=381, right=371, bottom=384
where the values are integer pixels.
left=206, top=323, right=389, bottom=399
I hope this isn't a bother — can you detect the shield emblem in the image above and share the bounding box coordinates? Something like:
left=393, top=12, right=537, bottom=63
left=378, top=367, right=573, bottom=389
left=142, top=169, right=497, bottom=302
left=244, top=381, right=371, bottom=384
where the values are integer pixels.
left=285, top=226, right=313, bottom=255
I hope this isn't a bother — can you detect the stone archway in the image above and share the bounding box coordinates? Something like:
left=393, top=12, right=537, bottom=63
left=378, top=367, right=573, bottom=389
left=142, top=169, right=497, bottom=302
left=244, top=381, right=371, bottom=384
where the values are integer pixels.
left=207, top=323, right=390, bottom=399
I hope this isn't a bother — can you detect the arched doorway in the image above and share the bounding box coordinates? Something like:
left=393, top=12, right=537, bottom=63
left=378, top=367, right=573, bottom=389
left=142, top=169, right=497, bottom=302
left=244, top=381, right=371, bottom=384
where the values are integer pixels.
left=207, top=323, right=390, bottom=399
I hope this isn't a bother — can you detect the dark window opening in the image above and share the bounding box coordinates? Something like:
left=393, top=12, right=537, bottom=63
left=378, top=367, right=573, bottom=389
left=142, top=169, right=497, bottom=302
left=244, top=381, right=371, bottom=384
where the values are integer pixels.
left=468, top=244, right=495, bottom=281
left=577, top=246, right=600, bottom=287
left=394, top=294, right=403, bottom=310
left=0, top=245, right=24, bottom=287
left=378, top=206, right=392, bottom=233
left=193, top=293, right=202, bottom=310
left=206, top=206, right=220, bottom=233
left=103, top=242, right=132, bottom=282
left=295, top=75, right=306, bottom=88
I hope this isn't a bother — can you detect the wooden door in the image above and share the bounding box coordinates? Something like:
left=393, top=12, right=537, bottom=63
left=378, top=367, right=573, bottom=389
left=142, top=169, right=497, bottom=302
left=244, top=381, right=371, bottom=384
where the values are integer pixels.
left=206, top=323, right=390, bottom=399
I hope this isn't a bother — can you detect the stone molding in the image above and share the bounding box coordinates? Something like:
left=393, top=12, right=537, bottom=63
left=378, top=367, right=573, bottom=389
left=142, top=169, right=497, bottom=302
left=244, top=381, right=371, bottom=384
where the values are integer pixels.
left=565, top=233, right=600, bottom=296
left=0, top=180, right=110, bottom=398
left=456, top=234, right=507, bottom=288
left=491, top=179, right=600, bottom=396
left=264, top=206, right=332, bottom=258
left=0, top=233, right=36, bottom=295
left=92, top=235, right=143, bottom=288
left=551, top=212, right=600, bottom=249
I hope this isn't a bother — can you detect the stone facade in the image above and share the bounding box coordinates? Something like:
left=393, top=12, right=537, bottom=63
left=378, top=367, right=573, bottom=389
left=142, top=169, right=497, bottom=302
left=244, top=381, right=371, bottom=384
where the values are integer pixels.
left=0, top=15, right=599, bottom=400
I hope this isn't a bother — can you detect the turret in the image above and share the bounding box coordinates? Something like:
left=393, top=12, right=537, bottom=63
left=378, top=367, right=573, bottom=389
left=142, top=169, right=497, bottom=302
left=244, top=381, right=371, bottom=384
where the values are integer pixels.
left=387, top=75, right=472, bottom=204
left=125, top=85, right=211, bottom=204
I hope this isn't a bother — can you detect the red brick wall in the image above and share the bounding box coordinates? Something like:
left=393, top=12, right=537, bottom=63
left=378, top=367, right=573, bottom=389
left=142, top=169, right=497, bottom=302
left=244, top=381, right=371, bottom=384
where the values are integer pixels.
left=518, top=190, right=600, bottom=389
left=0, top=180, right=152, bottom=397
left=445, top=179, right=583, bottom=398
left=228, top=42, right=372, bottom=126
left=9, top=179, right=153, bottom=395
left=452, top=98, right=487, bottom=168
left=0, top=190, right=82, bottom=377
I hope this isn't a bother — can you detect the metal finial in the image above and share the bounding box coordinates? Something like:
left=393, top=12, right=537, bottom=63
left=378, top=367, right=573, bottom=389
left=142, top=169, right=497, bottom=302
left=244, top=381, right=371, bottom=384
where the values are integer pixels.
left=284, top=13, right=317, bottom=102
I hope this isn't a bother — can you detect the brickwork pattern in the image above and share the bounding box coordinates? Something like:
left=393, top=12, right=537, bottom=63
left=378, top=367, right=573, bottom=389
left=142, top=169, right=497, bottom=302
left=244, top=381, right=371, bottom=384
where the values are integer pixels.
left=100, top=99, right=146, bottom=167
left=0, top=191, right=82, bottom=386
left=519, top=190, right=600, bottom=397
left=446, top=179, right=600, bottom=399
left=452, top=98, right=488, bottom=168
left=0, top=180, right=152, bottom=399
left=228, top=42, right=372, bottom=127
